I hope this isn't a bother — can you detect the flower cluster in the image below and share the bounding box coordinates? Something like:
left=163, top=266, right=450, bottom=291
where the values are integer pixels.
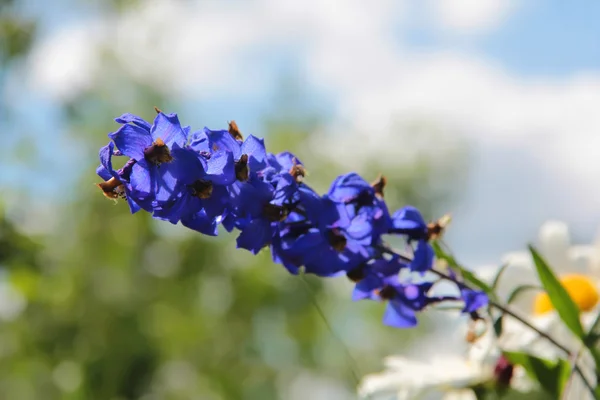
left=96, top=110, right=488, bottom=328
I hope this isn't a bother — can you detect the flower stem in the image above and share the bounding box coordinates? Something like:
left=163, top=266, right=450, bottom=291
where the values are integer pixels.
left=379, top=244, right=597, bottom=396
left=431, top=268, right=597, bottom=397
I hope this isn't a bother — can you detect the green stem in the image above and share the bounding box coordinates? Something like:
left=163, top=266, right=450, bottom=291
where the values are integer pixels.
left=431, top=268, right=597, bottom=397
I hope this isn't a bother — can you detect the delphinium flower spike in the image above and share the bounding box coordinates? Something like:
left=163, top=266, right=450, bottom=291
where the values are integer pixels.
left=96, top=109, right=489, bottom=328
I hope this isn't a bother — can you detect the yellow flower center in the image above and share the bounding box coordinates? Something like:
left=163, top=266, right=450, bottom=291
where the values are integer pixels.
left=533, top=274, right=599, bottom=315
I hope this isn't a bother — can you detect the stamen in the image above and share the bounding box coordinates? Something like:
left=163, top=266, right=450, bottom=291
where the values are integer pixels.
left=371, top=174, right=386, bottom=198
left=228, top=120, right=243, bottom=141
left=426, top=214, right=451, bottom=240
left=154, top=106, right=162, bottom=114
left=289, top=162, right=306, bottom=183
left=96, top=177, right=125, bottom=200
left=189, top=179, right=213, bottom=199
left=144, top=137, right=173, bottom=165
left=378, top=285, right=396, bottom=300
left=235, top=154, right=249, bottom=181
left=326, top=229, right=347, bottom=252
left=263, top=204, right=288, bottom=222
left=346, top=265, right=366, bottom=282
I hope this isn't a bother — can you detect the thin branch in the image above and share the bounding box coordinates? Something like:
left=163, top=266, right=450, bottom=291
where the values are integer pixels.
left=431, top=268, right=597, bottom=396
left=561, top=345, right=584, bottom=400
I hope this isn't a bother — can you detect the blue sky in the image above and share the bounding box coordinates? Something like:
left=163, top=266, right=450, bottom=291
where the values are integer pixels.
left=5, top=0, right=600, bottom=264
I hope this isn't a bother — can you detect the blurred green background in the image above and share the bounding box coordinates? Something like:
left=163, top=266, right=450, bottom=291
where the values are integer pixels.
left=0, top=1, right=468, bottom=399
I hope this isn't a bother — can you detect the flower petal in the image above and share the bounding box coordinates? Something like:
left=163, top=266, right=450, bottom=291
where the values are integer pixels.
left=383, top=301, right=417, bottom=328
left=109, top=124, right=152, bottom=161
left=241, top=135, right=267, bottom=171
left=151, top=112, right=187, bottom=148
left=114, top=113, right=152, bottom=130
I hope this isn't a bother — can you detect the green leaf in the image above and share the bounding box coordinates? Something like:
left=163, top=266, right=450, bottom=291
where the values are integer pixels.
left=432, top=241, right=493, bottom=295
left=504, top=351, right=571, bottom=397
left=528, top=245, right=585, bottom=339
left=493, top=316, right=503, bottom=336
left=491, top=263, right=509, bottom=290
left=506, top=284, right=541, bottom=305
left=585, top=312, right=600, bottom=347
left=493, top=284, right=541, bottom=337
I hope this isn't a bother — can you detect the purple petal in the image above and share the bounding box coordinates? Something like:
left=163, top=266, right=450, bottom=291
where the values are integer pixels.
left=275, top=152, right=302, bottom=171
left=114, top=113, right=152, bottom=131
left=204, top=128, right=241, bottom=159
left=461, top=289, right=488, bottom=313
left=383, top=301, right=417, bottom=328
left=410, top=241, right=434, bottom=272
left=181, top=210, right=219, bottom=236
left=327, top=173, right=372, bottom=203
left=241, top=135, right=267, bottom=171
left=170, top=146, right=206, bottom=184
left=391, top=206, right=427, bottom=232
left=129, top=161, right=152, bottom=197
left=109, top=124, right=152, bottom=161
left=236, top=219, right=273, bottom=254
left=206, top=150, right=236, bottom=185
left=151, top=112, right=187, bottom=148
left=96, top=165, right=112, bottom=181
left=189, top=129, right=210, bottom=153
left=153, top=164, right=180, bottom=204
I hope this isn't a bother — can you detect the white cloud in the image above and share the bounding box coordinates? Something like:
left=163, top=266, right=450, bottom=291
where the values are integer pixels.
left=25, top=0, right=600, bottom=262
left=428, top=0, right=516, bottom=33
left=28, top=21, right=104, bottom=101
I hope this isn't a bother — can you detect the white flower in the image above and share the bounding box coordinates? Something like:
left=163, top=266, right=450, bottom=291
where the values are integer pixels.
left=484, top=220, right=600, bottom=400
left=359, top=220, right=600, bottom=400
left=358, top=314, right=500, bottom=400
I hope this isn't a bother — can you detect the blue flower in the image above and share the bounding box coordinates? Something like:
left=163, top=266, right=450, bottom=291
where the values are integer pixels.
left=377, top=277, right=435, bottom=328
left=96, top=141, right=145, bottom=213
left=152, top=145, right=235, bottom=230
left=230, top=176, right=298, bottom=254
left=108, top=112, right=188, bottom=211
left=390, top=206, right=434, bottom=273
left=461, top=288, right=488, bottom=313
left=190, top=128, right=267, bottom=181
left=350, top=257, right=405, bottom=301
left=95, top=112, right=485, bottom=330
left=275, top=227, right=367, bottom=276
left=326, top=172, right=374, bottom=204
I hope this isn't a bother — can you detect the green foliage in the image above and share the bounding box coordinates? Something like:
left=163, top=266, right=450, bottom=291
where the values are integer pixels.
left=503, top=351, right=571, bottom=398
left=528, top=245, right=585, bottom=339
left=432, top=241, right=493, bottom=295
left=493, top=284, right=541, bottom=337
left=0, top=4, right=468, bottom=397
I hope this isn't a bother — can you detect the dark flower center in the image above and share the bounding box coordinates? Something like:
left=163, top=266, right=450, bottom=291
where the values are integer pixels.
left=228, top=120, right=243, bottom=141
left=263, top=203, right=288, bottom=222
left=378, top=285, right=396, bottom=300
left=189, top=179, right=213, bottom=199
left=235, top=154, right=249, bottom=181
left=346, top=265, right=366, bottom=282
left=144, top=138, right=173, bottom=165
left=326, top=229, right=347, bottom=252
left=97, top=177, right=126, bottom=200
left=494, top=355, right=514, bottom=388
left=354, top=189, right=374, bottom=210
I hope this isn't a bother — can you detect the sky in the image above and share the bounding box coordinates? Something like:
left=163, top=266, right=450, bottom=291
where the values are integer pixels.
left=8, top=0, right=600, bottom=266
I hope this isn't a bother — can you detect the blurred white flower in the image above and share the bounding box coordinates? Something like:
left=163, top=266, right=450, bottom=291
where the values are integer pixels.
left=359, top=220, right=600, bottom=399
left=483, top=220, right=600, bottom=400
left=358, top=309, right=504, bottom=400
